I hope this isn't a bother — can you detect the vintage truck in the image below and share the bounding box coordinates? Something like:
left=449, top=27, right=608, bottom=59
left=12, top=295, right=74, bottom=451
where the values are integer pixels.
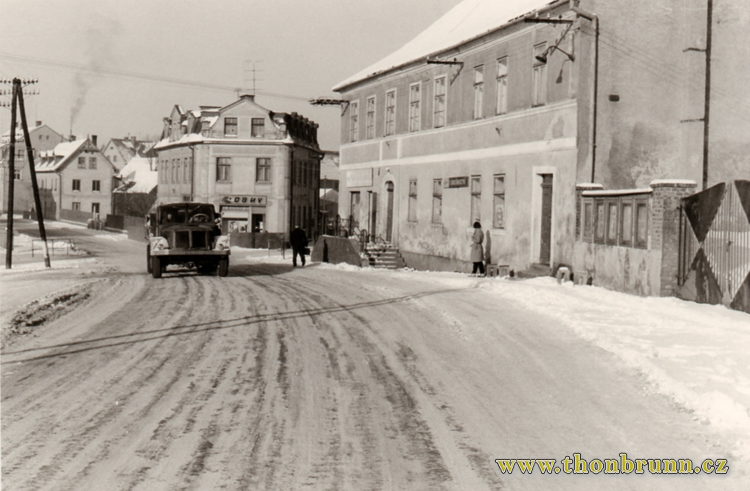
left=146, top=202, right=230, bottom=278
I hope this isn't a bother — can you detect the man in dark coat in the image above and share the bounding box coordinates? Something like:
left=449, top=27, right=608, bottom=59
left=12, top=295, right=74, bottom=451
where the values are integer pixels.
left=290, top=224, right=308, bottom=267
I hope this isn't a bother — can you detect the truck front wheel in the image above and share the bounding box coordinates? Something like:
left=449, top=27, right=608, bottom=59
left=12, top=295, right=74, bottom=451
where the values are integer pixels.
left=151, top=256, right=162, bottom=278
left=218, top=258, right=229, bottom=277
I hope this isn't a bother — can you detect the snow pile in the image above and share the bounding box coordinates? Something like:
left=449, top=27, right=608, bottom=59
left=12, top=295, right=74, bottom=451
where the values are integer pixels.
left=0, top=258, right=97, bottom=274
left=479, top=276, right=750, bottom=463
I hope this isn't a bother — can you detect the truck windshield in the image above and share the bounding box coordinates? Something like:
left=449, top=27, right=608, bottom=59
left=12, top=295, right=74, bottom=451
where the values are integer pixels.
left=159, top=204, right=215, bottom=225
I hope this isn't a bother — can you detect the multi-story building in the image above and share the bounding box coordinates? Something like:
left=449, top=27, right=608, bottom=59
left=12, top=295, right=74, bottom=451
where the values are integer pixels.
left=35, top=136, right=115, bottom=220
left=333, top=0, right=732, bottom=273
left=0, top=121, right=67, bottom=214
left=154, top=94, right=322, bottom=238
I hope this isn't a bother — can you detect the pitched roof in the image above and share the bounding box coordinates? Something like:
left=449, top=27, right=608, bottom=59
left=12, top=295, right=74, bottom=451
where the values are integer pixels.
left=333, top=0, right=554, bottom=91
left=115, top=156, right=157, bottom=193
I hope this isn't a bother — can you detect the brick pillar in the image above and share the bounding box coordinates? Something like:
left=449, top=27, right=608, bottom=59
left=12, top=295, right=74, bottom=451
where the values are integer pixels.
left=575, top=183, right=602, bottom=238
left=650, top=180, right=697, bottom=296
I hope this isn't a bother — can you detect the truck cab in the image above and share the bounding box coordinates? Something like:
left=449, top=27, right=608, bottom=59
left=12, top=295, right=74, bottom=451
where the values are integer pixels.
left=146, top=202, right=230, bottom=278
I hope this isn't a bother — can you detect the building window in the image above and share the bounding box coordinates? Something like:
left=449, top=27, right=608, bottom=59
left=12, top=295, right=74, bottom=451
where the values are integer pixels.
left=493, top=175, right=505, bottom=229
left=470, top=176, right=481, bottom=224
left=251, top=118, right=265, bottom=137
left=113, top=155, right=118, bottom=163
left=620, top=200, right=633, bottom=246
left=72, top=179, right=81, bottom=191
left=14, top=169, right=21, bottom=180
left=594, top=199, right=606, bottom=243
left=72, top=202, right=80, bottom=211
left=408, top=179, right=418, bottom=222
left=78, top=156, right=86, bottom=169
left=184, top=159, right=189, bottom=183
left=385, top=89, right=396, bottom=136
left=496, top=57, right=508, bottom=115
left=583, top=199, right=594, bottom=241
left=366, top=96, right=376, bottom=139
left=409, top=83, right=420, bottom=132
left=256, top=157, right=271, bottom=182
left=172, top=160, right=177, bottom=183
left=350, top=101, right=359, bottom=142
left=607, top=201, right=618, bottom=244
left=216, top=157, right=231, bottom=181
left=473, top=66, right=484, bottom=119
left=533, top=43, right=547, bottom=106
left=201, top=120, right=210, bottom=136
left=92, top=202, right=100, bottom=215
left=432, top=178, right=442, bottom=223
left=635, top=200, right=649, bottom=248
left=92, top=180, right=101, bottom=192
left=89, top=157, right=97, bottom=169
left=434, top=76, right=446, bottom=128
left=224, top=117, right=238, bottom=136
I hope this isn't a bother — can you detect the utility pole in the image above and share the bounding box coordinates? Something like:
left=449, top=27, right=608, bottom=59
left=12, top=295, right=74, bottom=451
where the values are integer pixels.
left=16, top=78, right=50, bottom=267
left=702, top=0, right=713, bottom=191
left=2, top=78, right=48, bottom=269
left=4, top=80, right=18, bottom=269
left=682, top=0, right=713, bottom=190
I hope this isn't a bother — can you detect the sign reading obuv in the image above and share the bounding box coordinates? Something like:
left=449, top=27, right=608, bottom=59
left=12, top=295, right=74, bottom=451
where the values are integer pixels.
left=220, top=195, right=267, bottom=206
left=448, top=176, right=469, bottom=188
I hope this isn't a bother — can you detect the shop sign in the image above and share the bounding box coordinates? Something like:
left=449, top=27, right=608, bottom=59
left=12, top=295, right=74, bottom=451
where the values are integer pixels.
left=220, top=195, right=267, bottom=206
left=448, top=176, right=468, bottom=188
left=347, top=168, right=373, bottom=188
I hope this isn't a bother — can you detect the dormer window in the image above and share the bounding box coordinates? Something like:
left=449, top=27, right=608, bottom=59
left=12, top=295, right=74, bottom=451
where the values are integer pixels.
left=201, top=120, right=210, bottom=135
left=251, top=118, right=265, bottom=137
left=224, top=117, right=238, bottom=136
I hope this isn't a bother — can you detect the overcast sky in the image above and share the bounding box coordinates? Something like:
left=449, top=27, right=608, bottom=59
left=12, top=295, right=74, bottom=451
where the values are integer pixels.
left=0, top=0, right=463, bottom=150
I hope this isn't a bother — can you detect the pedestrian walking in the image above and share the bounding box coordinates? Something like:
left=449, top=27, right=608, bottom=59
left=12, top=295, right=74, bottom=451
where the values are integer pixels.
left=470, top=220, right=485, bottom=277
left=290, top=224, right=308, bottom=267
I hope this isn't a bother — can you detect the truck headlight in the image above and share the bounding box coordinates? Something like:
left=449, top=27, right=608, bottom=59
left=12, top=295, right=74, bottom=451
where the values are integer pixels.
left=151, top=236, right=169, bottom=251
left=214, top=236, right=230, bottom=250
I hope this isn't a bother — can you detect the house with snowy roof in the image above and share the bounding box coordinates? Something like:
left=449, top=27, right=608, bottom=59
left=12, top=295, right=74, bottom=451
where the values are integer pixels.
left=101, top=136, right=156, bottom=172
left=333, top=0, right=716, bottom=277
left=154, top=93, right=323, bottom=239
left=112, top=156, right=158, bottom=217
left=0, top=121, right=66, bottom=214
left=35, top=137, right=115, bottom=221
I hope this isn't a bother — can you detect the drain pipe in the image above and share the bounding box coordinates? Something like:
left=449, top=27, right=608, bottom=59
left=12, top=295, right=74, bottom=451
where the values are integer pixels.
left=570, top=0, right=599, bottom=183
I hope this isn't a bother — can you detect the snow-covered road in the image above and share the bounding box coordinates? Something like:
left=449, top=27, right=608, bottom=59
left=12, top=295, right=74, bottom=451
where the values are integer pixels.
left=1, top=229, right=748, bottom=490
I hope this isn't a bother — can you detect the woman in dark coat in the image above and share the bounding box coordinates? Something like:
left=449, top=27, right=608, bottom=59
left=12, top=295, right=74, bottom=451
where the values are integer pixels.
left=470, top=221, right=485, bottom=276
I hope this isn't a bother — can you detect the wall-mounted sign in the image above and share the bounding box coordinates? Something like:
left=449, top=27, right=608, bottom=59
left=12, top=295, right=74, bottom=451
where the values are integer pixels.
left=220, top=195, right=267, bottom=206
left=347, top=168, right=373, bottom=188
left=448, top=176, right=468, bottom=188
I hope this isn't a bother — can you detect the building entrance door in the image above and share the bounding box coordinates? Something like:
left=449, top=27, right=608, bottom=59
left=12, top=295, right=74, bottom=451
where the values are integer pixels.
left=350, top=191, right=361, bottom=229
left=539, top=174, right=553, bottom=264
left=368, top=191, right=377, bottom=238
left=386, top=182, right=394, bottom=243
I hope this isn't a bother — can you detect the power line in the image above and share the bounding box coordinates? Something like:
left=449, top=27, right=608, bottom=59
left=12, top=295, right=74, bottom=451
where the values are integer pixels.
left=0, top=52, right=312, bottom=103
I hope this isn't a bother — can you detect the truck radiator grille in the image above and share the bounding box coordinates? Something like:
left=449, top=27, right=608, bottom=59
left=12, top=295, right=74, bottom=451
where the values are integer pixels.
left=172, top=230, right=209, bottom=249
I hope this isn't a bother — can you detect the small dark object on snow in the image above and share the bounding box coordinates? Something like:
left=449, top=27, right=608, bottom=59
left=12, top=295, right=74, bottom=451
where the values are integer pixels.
left=586, top=276, right=593, bottom=286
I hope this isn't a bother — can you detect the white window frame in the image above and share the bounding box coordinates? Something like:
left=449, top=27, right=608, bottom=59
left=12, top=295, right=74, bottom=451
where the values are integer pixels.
left=384, top=89, right=396, bottom=136
left=473, top=65, right=484, bottom=120
left=433, top=75, right=447, bottom=128
left=496, top=57, right=508, bottom=115
left=366, top=95, right=376, bottom=139
left=350, top=100, right=359, bottom=142
left=409, top=82, right=421, bottom=132
left=533, top=43, right=548, bottom=107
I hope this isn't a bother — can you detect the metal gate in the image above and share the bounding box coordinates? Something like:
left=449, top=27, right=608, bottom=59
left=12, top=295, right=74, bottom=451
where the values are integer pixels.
left=678, top=180, right=750, bottom=313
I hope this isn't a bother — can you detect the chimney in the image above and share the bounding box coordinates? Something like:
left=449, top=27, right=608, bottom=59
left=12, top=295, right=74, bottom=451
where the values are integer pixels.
left=91, top=135, right=98, bottom=147
left=36, top=120, right=42, bottom=127
left=69, top=135, right=76, bottom=141
left=131, top=135, right=137, bottom=146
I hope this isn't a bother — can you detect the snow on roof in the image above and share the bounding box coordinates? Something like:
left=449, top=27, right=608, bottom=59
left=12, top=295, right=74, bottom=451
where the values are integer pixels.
left=34, top=139, right=87, bottom=172
left=115, top=156, right=157, bottom=193
left=333, top=0, right=553, bottom=91
left=153, top=133, right=204, bottom=150
left=116, top=156, right=152, bottom=179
